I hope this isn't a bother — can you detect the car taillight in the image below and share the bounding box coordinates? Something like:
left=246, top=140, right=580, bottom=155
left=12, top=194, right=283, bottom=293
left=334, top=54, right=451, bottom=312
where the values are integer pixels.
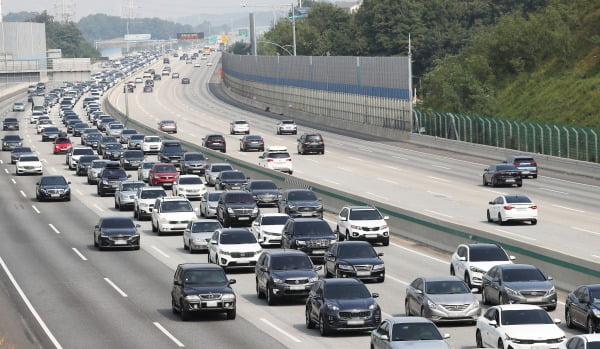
left=267, top=159, right=273, bottom=162
left=286, top=158, right=292, bottom=162
left=503, top=205, right=514, bottom=210
left=258, top=140, right=264, bottom=143
left=514, top=162, right=520, bottom=166
left=529, top=205, right=537, bottom=209
left=531, top=162, right=537, bottom=166
left=304, top=142, right=310, bottom=144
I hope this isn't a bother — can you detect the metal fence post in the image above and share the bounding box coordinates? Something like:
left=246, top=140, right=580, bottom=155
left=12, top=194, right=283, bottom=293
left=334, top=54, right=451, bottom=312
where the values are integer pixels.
left=591, top=130, right=598, bottom=163
left=537, top=124, right=544, bottom=155
left=554, top=125, right=561, bottom=157
left=572, top=128, right=579, bottom=160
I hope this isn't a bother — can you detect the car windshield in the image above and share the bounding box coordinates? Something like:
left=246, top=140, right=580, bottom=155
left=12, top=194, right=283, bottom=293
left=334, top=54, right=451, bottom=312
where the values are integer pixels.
left=104, top=143, right=123, bottom=150
left=109, top=124, right=124, bottom=129
left=287, top=191, right=317, bottom=201
left=130, top=135, right=144, bottom=140
left=338, top=244, right=378, bottom=259
left=392, top=322, right=443, bottom=341
left=282, top=120, right=294, bottom=124
left=271, top=255, right=313, bottom=270
left=425, top=280, right=470, bottom=294
left=191, top=222, right=221, bottom=233
left=505, top=196, right=533, bottom=204
left=124, top=151, right=143, bottom=158
left=102, top=137, right=117, bottom=143
left=87, top=134, right=101, bottom=140
left=262, top=216, right=289, bottom=225
left=44, top=127, right=59, bottom=132
left=212, top=165, right=233, bottom=172
left=161, top=201, right=192, bottom=212
left=294, top=221, right=332, bottom=236
left=496, top=165, right=518, bottom=171
left=185, top=153, right=205, bottom=161
left=501, top=309, right=554, bottom=325
left=4, top=135, right=20, bottom=141
left=184, top=270, right=228, bottom=286
left=179, top=177, right=203, bottom=185
left=502, top=268, right=546, bottom=282
left=40, top=177, right=67, bottom=185
left=103, top=169, right=126, bottom=177
left=251, top=181, right=277, bottom=190
left=221, top=172, right=246, bottom=180
left=122, top=183, right=145, bottom=192
left=19, top=156, right=39, bottom=162
left=267, top=152, right=290, bottom=159
left=13, top=148, right=32, bottom=153
left=101, top=218, right=135, bottom=229
left=162, top=145, right=183, bottom=154
left=220, top=231, right=256, bottom=244
left=208, top=192, right=222, bottom=201
left=74, top=148, right=94, bottom=155
left=234, top=121, right=247, bottom=125
left=245, top=135, right=262, bottom=140
left=349, top=209, right=382, bottom=220
left=140, top=190, right=166, bottom=199
left=470, top=246, right=510, bottom=262
left=155, top=165, right=177, bottom=173
left=324, top=283, right=370, bottom=299
left=225, top=193, right=254, bottom=204
left=145, top=137, right=160, bottom=142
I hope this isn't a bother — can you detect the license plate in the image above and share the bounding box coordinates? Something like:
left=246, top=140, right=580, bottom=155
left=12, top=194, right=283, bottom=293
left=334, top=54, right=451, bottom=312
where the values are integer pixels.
left=205, top=301, right=218, bottom=307
left=312, top=250, right=325, bottom=255
left=521, top=170, right=530, bottom=174
left=527, top=297, right=543, bottom=302
left=366, top=234, right=378, bottom=239
left=347, top=320, right=364, bottom=325
left=238, top=217, right=249, bottom=220
left=290, top=285, right=305, bottom=291
left=505, top=179, right=515, bottom=183
left=114, top=240, right=127, bottom=245
left=301, top=212, right=313, bottom=216
left=356, top=271, right=371, bottom=277
left=231, top=186, right=240, bottom=189
left=51, top=194, right=60, bottom=198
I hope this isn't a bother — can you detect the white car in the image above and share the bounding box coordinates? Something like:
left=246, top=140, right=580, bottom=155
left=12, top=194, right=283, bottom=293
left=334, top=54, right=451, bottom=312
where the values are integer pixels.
left=133, top=187, right=167, bottom=220
left=15, top=154, right=43, bottom=175
left=182, top=219, right=222, bottom=253
left=487, top=194, right=538, bottom=225
left=208, top=228, right=262, bottom=269
left=138, top=160, right=159, bottom=182
left=172, top=175, right=206, bottom=200
left=204, top=163, right=234, bottom=187
left=336, top=206, right=390, bottom=245
left=67, top=146, right=94, bottom=170
left=559, top=334, right=600, bottom=349
left=258, top=146, right=293, bottom=174
left=151, top=197, right=197, bottom=235
left=206, top=62, right=213, bottom=66
left=30, top=111, right=45, bottom=124
left=134, top=77, right=143, bottom=83
left=141, top=135, right=162, bottom=154
left=251, top=213, right=289, bottom=246
left=36, top=119, right=53, bottom=134
left=200, top=191, right=223, bottom=218
left=475, top=304, right=565, bottom=349
left=193, top=63, right=201, bottom=67
left=276, top=119, right=297, bottom=135
left=229, top=120, right=250, bottom=135
left=450, top=243, right=515, bottom=289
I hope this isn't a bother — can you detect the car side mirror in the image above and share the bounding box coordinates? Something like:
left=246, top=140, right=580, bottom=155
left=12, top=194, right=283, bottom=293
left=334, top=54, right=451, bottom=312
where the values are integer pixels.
left=36, top=182, right=39, bottom=185
left=67, top=181, right=71, bottom=184
left=377, top=252, right=384, bottom=257
left=459, top=256, right=466, bottom=261
left=553, top=318, right=561, bottom=324
left=471, top=288, right=478, bottom=293
left=314, top=265, right=322, bottom=271
left=484, top=168, right=488, bottom=172
left=252, top=221, right=259, bottom=226
left=135, top=224, right=141, bottom=228
left=127, top=174, right=131, bottom=178
left=259, top=266, right=267, bottom=272
left=509, top=255, right=516, bottom=260
left=488, top=201, right=494, bottom=205
left=371, top=292, right=379, bottom=298
left=489, top=320, right=498, bottom=327
left=173, top=280, right=182, bottom=286
left=228, top=279, right=236, bottom=285
left=380, top=334, right=389, bottom=341
left=94, top=225, right=99, bottom=228
left=383, top=216, right=389, bottom=220
left=210, top=239, right=217, bottom=244
left=443, top=333, right=450, bottom=339
left=415, top=289, right=423, bottom=295
left=547, top=276, right=553, bottom=280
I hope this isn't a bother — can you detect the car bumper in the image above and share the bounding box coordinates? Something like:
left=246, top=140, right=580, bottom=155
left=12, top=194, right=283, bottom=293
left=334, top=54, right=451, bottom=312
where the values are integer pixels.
left=17, top=167, right=43, bottom=174
left=335, top=268, right=386, bottom=281
left=278, top=128, right=296, bottom=134
left=424, top=305, right=480, bottom=323
left=98, top=236, right=139, bottom=248
left=288, top=210, right=323, bottom=218
left=217, top=254, right=260, bottom=267
left=296, top=247, right=328, bottom=258
left=152, top=178, right=176, bottom=186
left=504, top=212, right=538, bottom=222
left=505, top=341, right=564, bottom=349
left=189, top=240, right=210, bottom=251
left=324, top=311, right=381, bottom=332
left=271, top=282, right=314, bottom=297
left=182, top=299, right=235, bottom=313
left=347, top=228, right=389, bottom=241
left=177, top=191, right=205, bottom=199
left=259, top=234, right=282, bottom=246
left=38, top=191, right=70, bottom=200
left=506, top=293, right=557, bottom=309
left=157, top=223, right=188, bottom=232
left=266, top=163, right=292, bottom=172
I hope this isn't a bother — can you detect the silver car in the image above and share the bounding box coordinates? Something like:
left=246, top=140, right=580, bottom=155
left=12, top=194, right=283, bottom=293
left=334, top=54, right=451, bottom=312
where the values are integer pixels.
left=182, top=219, right=222, bottom=253
left=199, top=191, right=223, bottom=218
left=138, top=160, right=159, bottom=182
left=204, top=163, right=234, bottom=186
left=371, top=317, right=450, bottom=349
left=114, top=180, right=146, bottom=211
left=87, top=160, right=110, bottom=184
left=405, top=276, right=480, bottom=324
left=127, top=134, right=145, bottom=149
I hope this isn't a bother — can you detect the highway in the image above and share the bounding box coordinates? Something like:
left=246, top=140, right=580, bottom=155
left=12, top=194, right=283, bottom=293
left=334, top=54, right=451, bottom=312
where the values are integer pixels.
left=0, top=52, right=595, bottom=349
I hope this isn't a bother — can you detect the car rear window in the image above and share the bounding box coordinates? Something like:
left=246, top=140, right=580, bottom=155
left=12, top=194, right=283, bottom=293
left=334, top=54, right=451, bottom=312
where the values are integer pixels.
left=262, top=216, right=288, bottom=225
left=306, top=135, right=322, bottom=141
left=191, top=222, right=221, bottom=233
left=267, top=152, right=290, bottom=158
left=140, top=189, right=166, bottom=199
left=207, top=136, right=225, bottom=141
left=496, top=165, right=518, bottom=171
left=469, top=246, right=510, bottom=262
left=505, top=195, right=533, bottom=204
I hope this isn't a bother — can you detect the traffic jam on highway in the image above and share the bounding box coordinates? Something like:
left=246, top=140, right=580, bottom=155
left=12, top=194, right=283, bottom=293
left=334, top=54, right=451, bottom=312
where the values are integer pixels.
left=2, top=49, right=599, bottom=349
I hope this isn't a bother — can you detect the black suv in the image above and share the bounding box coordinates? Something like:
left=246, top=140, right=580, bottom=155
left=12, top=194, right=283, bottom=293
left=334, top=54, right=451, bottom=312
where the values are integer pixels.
left=216, top=191, right=259, bottom=226
left=215, top=170, right=248, bottom=191
left=324, top=241, right=385, bottom=282
left=36, top=175, right=71, bottom=201
left=158, top=140, right=185, bottom=165
left=202, top=134, right=226, bottom=153
left=171, top=263, right=236, bottom=321
left=281, top=218, right=337, bottom=259
left=255, top=250, right=320, bottom=305
left=180, top=152, right=207, bottom=175
left=305, top=279, right=381, bottom=336
left=247, top=179, right=281, bottom=206
left=93, top=216, right=140, bottom=250
left=102, top=143, right=125, bottom=160
left=279, top=189, right=323, bottom=218
left=97, top=163, right=130, bottom=196
left=3, top=117, right=19, bottom=131
left=297, top=133, right=324, bottom=155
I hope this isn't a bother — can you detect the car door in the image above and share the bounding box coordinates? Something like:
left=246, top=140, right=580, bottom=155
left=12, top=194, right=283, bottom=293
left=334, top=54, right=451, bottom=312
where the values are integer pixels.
left=571, top=287, right=590, bottom=327
left=281, top=221, right=292, bottom=248
left=208, top=231, right=219, bottom=261
left=489, top=268, right=503, bottom=304
left=371, top=320, right=391, bottom=349
left=256, top=254, right=269, bottom=294
left=172, top=177, right=180, bottom=196
left=324, top=244, right=337, bottom=275
left=454, top=245, right=468, bottom=277
left=200, top=192, right=208, bottom=215
left=337, top=208, right=349, bottom=238
left=252, top=215, right=262, bottom=239
left=308, top=282, right=324, bottom=321
left=407, top=278, right=424, bottom=315
left=480, top=307, right=499, bottom=346
left=152, top=199, right=162, bottom=226
left=183, top=221, right=191, bottom=247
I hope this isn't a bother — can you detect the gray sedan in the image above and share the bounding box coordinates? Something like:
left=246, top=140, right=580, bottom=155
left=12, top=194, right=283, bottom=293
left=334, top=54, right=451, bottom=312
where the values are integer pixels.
left=405, top=275, right=480, bottom=324
left=371, top=317, right=450, bottom=349
left=138, top=160, right=159, bottom=182
left=199, top=191, right=223, bottom=218
left=114, top=180, right=146, bottom=211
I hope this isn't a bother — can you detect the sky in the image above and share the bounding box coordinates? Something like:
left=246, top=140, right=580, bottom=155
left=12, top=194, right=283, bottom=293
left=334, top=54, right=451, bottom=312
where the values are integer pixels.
left=2, top=0, right=311, bottom=21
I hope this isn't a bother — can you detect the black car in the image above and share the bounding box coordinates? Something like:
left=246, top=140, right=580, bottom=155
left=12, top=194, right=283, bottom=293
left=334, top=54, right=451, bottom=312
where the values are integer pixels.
left=297, top=133, right=325, bottom=155
left=215, top=170, right=248, bottom=191
left=181, top=77, right=190, bottom=84
left=239, top=135, right=265, bottom=152
left=565, top=284, right=600, bottom=333
left=10, top=146, right=33, bottom=164
left=2, top=134, right=23, bottom=151
left=41, top=127, right=62, bottom=141
left=66, top=119, right=83, bottom=133
left=324, top=241, right=385, bottom=282
left=120, top=150, right=145, bottom=170
left=278, top=189, right=323, bottom=218
left=98, top=136, right=119, bottom=155
left=171, top=263, right=236, bottom=321
left=158, top=140, right=185, bottom=165
left=102, top=143, right=125, bottom=160
left=76, top=155, right=101, bottom=176
left=202, top=134, right=226, bottom=153
left=482, top=164, right=522, bottom=187
left=180, top=152, right=207, bottom=175
left=281, top=218, right=337, bottom=259
left=247, top=179, right=281, bottom=206
left=97, top=163, right=130, bottom=196
left=255, top=250, right=321, bottom=305
left=119, top=129, right=138, bottom=144
left=84, top=132, right=102, bottom=149
left=305, top=279, right=381, bottom=336
left=93, top=216, right=140, bottom=250
left=36, top=175, right=71, bottom=201
left=72, top=122, right=90, bottom=136
left=216, top=191, right=259, bottom=226
left=143, top=85, right=153, bottom=93
left=3, top=117, right=19, bottom=131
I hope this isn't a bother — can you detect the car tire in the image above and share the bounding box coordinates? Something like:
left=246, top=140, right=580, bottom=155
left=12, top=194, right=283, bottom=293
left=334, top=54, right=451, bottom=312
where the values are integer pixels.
left=517, top=182, right=523, bottom=187
left=207, top=253, right=212, bottom=263
left=498, top=339, right=504, bottom=349
left=565, top=307, right=574, bottom=328
left=382, top=237, right=390, bottom=246
left=65, top=195, right=71, bottom=202
left=482, top=288, right=490, bottom=305
left=266, top=285, right=277, bottom=306
left=475, top=330, right=484, bottom=348
left=587, top=317, right=597, bottom=334
left=465, top=273, right=474, bottom=290
left=256, top=279, right=265, bottom=299
left=115, top=201, right=119, bottom=209
left=319, top=314, right=330, bottom=336
left=151, top=221, right=157, bottom=232
left=377, top=275, right=385, bottom=283
left=226, top=309, right=236, bottom=320
left=405, top=300, right=411, bottom=316
left=171, top=298, right=179, bottom=314
left=133, top=209, right=138, bottom=219
left=345, top=231, right=351, bottom=241
left=450, top=266, right=455, bottom=276
left=305, top=307, right=316, bottom=329
left=94, top=237, right=98, bottom=247
left=497, top=213, right=504, bottom=225
left=420, top=307, right=426, bottom=318
left=531, top=219, right=537, bottom=225
left=180, top=302, right=191, bottom=321
left=482, top=176, right=488, bottom=186
left=491, top=178, right=497, bottom=187
left=487, top=210, right=493, bottom=222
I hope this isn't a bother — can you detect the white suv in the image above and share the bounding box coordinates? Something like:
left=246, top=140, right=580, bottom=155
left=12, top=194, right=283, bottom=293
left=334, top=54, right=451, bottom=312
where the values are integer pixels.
left=133, top=187, right=167, bottom=220
left=229, top=120, right=249, bottom=135
left=151, top=196, right=197, bottom=235
left=336, top=206, right=390, bottom=246
left=208, top=228, right=262, bottom=269
left=450, top=243, right=515, bottom=289
left=251, top=213, right=289, bottom=246
left=141, top=135, right=162, bottom=154
left=258, top=146, right=293, bottom=174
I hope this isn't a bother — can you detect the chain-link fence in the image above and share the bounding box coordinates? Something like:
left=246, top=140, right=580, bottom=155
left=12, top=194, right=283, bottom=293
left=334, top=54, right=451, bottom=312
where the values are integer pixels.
left=414, top=109, right=600, bottom=163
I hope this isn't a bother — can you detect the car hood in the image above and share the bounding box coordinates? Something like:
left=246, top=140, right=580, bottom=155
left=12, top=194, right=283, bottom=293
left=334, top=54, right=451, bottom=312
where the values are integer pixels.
left=289, top=200, right=320, bottom=207
left=100, top=228, right=137, bottom=236
left=159, top=212, right=196, bottom=220
left=503, top=324, right=564, bottom=340
left=503, top=281, right=553, bottom=292
left=387, top=341, right=450, bottom=349
left=328, top=298, right=375, bottom=310
left=190, top=232, right=213, bottom=239
left=338, top=258, right=383, bottom=266
left=40, top=185, right=68, bottom=190
left=220, top=243, right=260, bottom=253
left=260, top=224, right=285, bottom=234
left=469, top=261, right=512, bottom=272
left=17, top=161, right=42, bottom=166
left=179, top=184, right=205, bottom=190
left=124, top=156, right=144, bottom=161
left=183, top=161, right=206, bottom=165
left=349, top=219, right=386, bottom=227
left=271, top=270, right=317, bottom=280
left=427, top=293, right=477, bottom=304
left=183, top=285, right=233, bottom=296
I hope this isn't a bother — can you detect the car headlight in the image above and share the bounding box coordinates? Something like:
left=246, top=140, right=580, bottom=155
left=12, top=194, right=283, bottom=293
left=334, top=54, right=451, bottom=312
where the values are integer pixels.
left=252, top=207, right=259, bottom=214
left=227, top=208, right=234, bottom=214
left=373, top=264, right=385, bottom=270
left=369, top=304, right=378, bottom=310
left=219, top=250, right=230, bottom=255
left=160, top=217, right=167, bottom=221
left=427, top=299, right=438, bottom=309
left=330, top=239, right=337, bottom=244
left=184, top=295, right=201, bottom=301
left=296, top=240, right=306, bottom=245
left=338, top=264, right=353, bottom=271
left=308, top=276, right=319, bottom=282
left=505, top=287, right=521, bottom=296
left=470, top=266, right=486, bottom=274
left=593, top=308, right=600, bottom=318
left=350, top=225, right=360, bottom=229
left=288, top=205, right=297, bottom=209
left=139, top=202, right=148, bottom=207
left=272, top=278, right=284, bottom=284
left=222, top=294, right=235, bottom=301
left=326, top=303, right=339, bottom=311
left=546, top=286, right=556, bottom=295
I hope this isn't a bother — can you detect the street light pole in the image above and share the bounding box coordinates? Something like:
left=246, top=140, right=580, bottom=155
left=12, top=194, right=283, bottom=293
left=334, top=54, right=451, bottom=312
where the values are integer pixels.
left=291, top=3, right=297, bottom=56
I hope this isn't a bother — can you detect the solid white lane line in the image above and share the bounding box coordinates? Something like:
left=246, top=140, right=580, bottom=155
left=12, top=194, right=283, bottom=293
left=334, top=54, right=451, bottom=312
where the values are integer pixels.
left=71, top=248, right=88, bottom=261
left=348, top=156, right=362, bottom=161
left=93, top=204, right=104, bottom=212
left=392, top=155, right=408, bottom=160
left=424, top=209, right=453, bottom=218
left=48, top=224, right=61, bottom=234
left=592, top=254, right=600, bottom=259
left=31, top=205, right=40, bottom=214
left=337, top=167, right=353, bottom=173
left=572, top=226, right=600, bottom=236
left=153, top=322, right=185, bottom=347
left=538, top=187, right=569, bottom=195
left=104, top=278, right=128, bottom=297
left=427, top=176, right=451, bottom=183
left=426, top=190, right=450, bottom=198
left=20, top=190, right=26, bottom=198
left=384, top=165, right=402, bottom=171
left=325, top=179, right=340, bottom=185
left=386, top=274, right=409, bottom=285
left=390, top=242, right=449, bottom=265
left=260, top=318, right=301, bottom=343
left=377, top=178, right=398, bottom=185
left=76, top=190, right=83, bottom=196
left=552, top=204, right=584, bottom=213
left=11, top=178, right=16, bottom=184
left=366, top=192, right=389, bottom=200
left=495, top=228, right=537, bottom=241
left=151, top=246, right=170, bottom=258
left=0, top=256, right=64, bottom=349
left=3, top=168, right=7, bottom=174
left=484, top=189, right=506, bottom=195
left=431, top=164, right=451, bottom=170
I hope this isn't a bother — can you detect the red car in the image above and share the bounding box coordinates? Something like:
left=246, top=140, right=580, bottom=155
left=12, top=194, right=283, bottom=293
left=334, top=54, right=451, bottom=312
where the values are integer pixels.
left=53, top=137, right=73, bottom=154
left=148, top=163, right=178, bottom=187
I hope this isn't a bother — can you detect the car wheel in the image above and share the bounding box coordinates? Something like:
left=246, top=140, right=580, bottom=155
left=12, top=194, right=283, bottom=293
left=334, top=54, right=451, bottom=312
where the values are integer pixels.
left=497, top=213, right=504, bottom=225
left=115, top=200, right=119, bottom=209
left=491, top=177, right=497, bottom=187
left=226, top=309, right=236, bottom=320
left=405, top=300, right=411, bottom=316
left=498, top=339, right=504, bottom=349
left=65, top=195, right=71, bottom=202
left=517, top=182, right=522, bottom=187
left=482, top=288, right=490, bottom=305
left=256, top=279, right=265, bottom=299
left=450, top=266, right=455, bottom=276
left=345, top=231, right=351, bottom=241
left=482, top=176, right=488, bottom=186
left=565, top=307, right=574, bottom=328
left=151, top=221, right=157, bottom=232
left=188, top=240, right=194, bottom=254
left=465, top=273, right=474, bottom=290
left=486, top=210, right=493, bottom=222
left=335, top=267, right=341, bottom=278
left=157, top=225, right=163, bottom=236
left=324, top=266, right=331, bottom=278
left=94, top=236, right=98, bottom=247
left=306, top=306, right=315, bottom=329
left=171, top=297, right=179, bottom=314
left=133, top=209, right=138, bottom=219
left=499, top=292, right=507, bottom=305
left=319, top=314, right=330, bottom=336
left=266, top=285, right=277, bottom=306
left=180, top=301, right=191, bottom=321
left=531, top=219, right=537, bottom=225
left=207, top=252, right=212, bottom=263
left=476, top=330, right=484, bottom=348
left=587, top=317, right=597, bottom=333
left=420, top=307, right=426, bottom=318
left=382, top=237, right=389, bottom=246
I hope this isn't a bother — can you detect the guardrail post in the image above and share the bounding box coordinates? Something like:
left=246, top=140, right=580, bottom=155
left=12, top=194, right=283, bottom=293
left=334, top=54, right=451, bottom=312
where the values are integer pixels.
left=572, top=128, right=579, bottom=160
left=546, top=125, right=553, bottom=156
left=590, top=129, right=598, bottom=163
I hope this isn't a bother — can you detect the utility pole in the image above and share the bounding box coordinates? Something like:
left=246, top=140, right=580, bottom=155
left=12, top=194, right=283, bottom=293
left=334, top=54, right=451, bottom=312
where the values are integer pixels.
left=291, top=3, right=297, bottom=56
left=408, top=33, right=414, bottom=132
